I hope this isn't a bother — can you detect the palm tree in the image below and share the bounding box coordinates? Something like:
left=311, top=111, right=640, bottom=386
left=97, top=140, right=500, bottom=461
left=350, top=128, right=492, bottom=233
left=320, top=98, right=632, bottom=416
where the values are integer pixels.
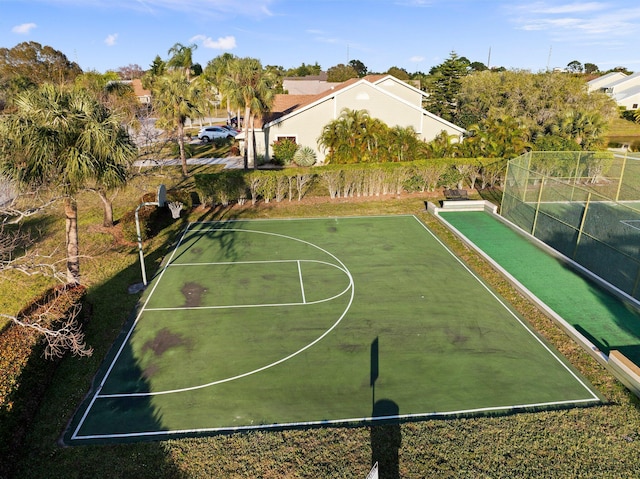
left=152, top=70, right=204, bottom=176
left=204, top=53, right=237, bottom=124
left=318, top=108, right=388, bottom=163
left=75, top=72, right=140, bottom=226
left=223, top=57, right=275, bottom=169
left=167, top=42, right=198, bottom=80
left=0, top=83, right=136, bottom=284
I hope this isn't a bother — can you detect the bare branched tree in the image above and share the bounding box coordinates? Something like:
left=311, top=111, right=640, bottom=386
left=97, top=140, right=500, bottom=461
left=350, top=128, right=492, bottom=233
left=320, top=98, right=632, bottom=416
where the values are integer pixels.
left=1, top=197, right=92, bottom=358
left=1, top=286, right=92, bottom=359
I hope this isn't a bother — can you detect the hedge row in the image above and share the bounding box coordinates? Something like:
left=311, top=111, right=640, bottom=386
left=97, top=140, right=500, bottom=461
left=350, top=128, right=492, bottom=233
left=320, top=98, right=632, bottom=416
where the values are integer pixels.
left=0, top=284, right=86, bottom=478
left=194, top=158, right=505, bottom=206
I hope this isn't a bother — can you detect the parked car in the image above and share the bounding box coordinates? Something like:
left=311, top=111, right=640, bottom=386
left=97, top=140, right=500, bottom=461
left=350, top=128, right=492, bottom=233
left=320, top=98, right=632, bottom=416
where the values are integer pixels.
left=197, top=126, right=237, bottom=142
left=220, top=124, right=240, bottom=134
left=227, top=116, right=243, bottom=128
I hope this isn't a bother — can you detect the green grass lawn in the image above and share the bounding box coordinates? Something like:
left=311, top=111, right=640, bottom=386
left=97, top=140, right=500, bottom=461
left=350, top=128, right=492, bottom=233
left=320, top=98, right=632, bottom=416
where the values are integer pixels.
left=6, top=169, right=640, bottom=478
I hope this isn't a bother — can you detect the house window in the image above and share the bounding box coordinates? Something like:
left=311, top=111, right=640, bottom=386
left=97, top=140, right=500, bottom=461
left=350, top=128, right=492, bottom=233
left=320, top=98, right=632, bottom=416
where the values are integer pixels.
left=277, top=136, right=297, bottom=144
left=633, top=104, right=638, bottom=109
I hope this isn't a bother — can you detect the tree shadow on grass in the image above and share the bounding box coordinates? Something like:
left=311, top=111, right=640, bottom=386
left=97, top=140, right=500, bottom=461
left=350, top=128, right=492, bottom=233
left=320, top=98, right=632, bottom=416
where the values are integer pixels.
left=8, top=221, right=192, bottom=478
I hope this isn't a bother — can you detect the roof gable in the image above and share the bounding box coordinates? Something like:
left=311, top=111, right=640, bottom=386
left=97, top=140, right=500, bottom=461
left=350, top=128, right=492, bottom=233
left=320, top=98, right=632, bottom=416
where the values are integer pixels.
left=262, top=75, right=456, bottom=132
left=263, top=75, right=464, bottom=134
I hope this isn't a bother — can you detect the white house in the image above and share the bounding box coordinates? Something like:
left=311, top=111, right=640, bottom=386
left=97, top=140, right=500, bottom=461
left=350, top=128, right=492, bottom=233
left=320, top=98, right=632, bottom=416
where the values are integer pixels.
left=588, top=72, right=640, bottom=110
left=238, top=75, right=465, bottom=164
left=586, top=72, right=628, bottom=93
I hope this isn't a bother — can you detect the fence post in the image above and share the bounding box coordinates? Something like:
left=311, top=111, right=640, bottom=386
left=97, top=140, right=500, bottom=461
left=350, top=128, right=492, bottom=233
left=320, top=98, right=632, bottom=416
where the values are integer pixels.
left=531, top=173, right=545, bottom=236
left=615, top=152, right=627, bottom=202
left=573, top=192, right=591, bottom=260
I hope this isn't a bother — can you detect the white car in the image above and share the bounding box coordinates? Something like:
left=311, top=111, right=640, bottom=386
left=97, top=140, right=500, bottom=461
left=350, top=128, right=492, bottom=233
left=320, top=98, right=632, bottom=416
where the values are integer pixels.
left=197, top=126, right=237, bottom=142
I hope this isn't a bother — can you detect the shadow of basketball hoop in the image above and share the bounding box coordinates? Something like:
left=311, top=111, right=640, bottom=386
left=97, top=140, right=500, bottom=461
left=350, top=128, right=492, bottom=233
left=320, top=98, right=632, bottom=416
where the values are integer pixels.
left=370, top=337, right=401, bottom=479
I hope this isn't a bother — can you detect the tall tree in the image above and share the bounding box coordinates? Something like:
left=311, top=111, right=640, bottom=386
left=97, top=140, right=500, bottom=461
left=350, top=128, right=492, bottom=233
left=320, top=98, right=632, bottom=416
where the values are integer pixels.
left=142, top=55, right=167, bottom=90
left=204, top=53, right=238, bottom=123
left=223, top=57, right=275, bottom=169
left=584, top=63, right=599, bottom=74
left=74, top=71, right=140, bottom=226
left=327, top=63, right=358, bottom=82
left=567, top=60, right=584, bottom=73
left=285, top=62, right=322, bottom=77
left=0, top=41, right=82, bottom=86
left=458, top=70, right=617, bottom=148
left=0, top=84, right=136, bottom=284
left=152, top=70, right=205, bottom=176
left=116, top=63, right=145, bottom=80
left=386, top=66, right=410, bottom=81
left=349, top=59, right=368, bottom=77
left=425, top=51, right=470, bottom=122
left=0, top=41, right=82, bottom=109
left=167, top=42, right=198, bottom=80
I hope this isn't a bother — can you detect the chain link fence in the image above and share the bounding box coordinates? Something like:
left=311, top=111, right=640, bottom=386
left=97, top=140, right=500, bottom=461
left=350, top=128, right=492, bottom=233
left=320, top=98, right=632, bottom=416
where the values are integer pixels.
left=502, top=151, right=640, bottom=301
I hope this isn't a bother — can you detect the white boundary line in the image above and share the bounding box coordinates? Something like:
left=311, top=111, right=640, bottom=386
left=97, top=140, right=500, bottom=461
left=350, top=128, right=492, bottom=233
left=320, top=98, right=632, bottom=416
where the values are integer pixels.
left=70, top=215, right=600, bottom=442
left=145, top=260, right=349, bottom=311
left=621, top=219, right=640, bottom=231
left=297, top=260, right=306, bottom=304
left=72, top=221, right=354, bottom=438
left=73, top=397, right=598, bottom=441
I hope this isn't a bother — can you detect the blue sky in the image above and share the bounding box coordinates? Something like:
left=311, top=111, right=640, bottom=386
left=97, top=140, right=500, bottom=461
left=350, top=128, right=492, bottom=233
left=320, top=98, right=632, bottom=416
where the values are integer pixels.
left=1, top=0, right=639, bottom=74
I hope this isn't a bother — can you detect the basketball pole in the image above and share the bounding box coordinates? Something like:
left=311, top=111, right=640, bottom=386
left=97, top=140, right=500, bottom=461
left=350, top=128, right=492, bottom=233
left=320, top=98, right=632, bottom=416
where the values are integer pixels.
left=133, top=185, right=167, bottom=290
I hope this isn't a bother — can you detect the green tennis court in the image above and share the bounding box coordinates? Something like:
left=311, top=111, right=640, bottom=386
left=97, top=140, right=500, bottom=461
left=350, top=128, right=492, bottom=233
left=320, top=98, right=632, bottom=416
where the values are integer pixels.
left=439, top=211, right=640, bottom=364
left=66, top=215, right=600, bottom=444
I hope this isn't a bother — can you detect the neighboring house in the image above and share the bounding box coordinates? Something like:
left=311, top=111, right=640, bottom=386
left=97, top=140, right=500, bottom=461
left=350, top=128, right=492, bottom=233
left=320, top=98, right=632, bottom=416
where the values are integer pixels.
left=282, top=73, right=340, bottom=95
left=586, top=71, right=627, bottom=92
left=121, top=79, right=152, bottom=105
left=239, top=74, right=465, bottom=164
left=588, top=72, right=640, bottom=110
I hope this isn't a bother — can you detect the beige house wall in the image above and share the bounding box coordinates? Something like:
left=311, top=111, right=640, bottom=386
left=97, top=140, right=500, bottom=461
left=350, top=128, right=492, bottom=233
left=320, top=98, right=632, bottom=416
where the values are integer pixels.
left=374, top=77, right=423, bottom=106
left=265, top=98, right=335, bottom=163
left=260, top=77, right=464, bottom=164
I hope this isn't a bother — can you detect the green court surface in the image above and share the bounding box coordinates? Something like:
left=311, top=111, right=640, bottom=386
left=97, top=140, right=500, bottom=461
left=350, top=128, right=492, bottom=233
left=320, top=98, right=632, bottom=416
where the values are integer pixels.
left=66, top=215, right=601, bottom=444
left=439, top=211, right=640, bottom=364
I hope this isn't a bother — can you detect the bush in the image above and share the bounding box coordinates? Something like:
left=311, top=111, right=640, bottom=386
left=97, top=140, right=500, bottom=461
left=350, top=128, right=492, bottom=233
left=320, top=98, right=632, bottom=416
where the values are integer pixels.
left=120, top=204, right=156, bottom=243
left=0, top=285, right=86, bottom=479
left=293, top=146, right=317, bottom=167
left=166, top=188, right=193, bottom=210
left=120, top=191, right=167, bottom=243
left=271, top=138, right=299, bottom=165
left=193, top=158, right=503, bottom=205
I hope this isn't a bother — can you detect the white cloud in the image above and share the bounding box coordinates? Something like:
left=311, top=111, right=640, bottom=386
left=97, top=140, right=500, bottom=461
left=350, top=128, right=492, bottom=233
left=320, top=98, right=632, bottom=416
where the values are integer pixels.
left=12, top=23, right=37, bottom=34
left=105, top=33, right=118, bottom=46
left=190, top=34, right=237, bottom=50
left=42, top=0, right=276, bottom=17
left=508, top=1, right=640, bottom=39
left=410, top=55, right=425, bottom=63
left=524, top=1, right=607, bottom=14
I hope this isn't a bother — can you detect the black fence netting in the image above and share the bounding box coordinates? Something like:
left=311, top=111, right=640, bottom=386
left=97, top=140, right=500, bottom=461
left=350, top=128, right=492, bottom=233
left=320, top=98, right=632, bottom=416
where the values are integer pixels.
left=502, top=152, right=640, bottom=301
